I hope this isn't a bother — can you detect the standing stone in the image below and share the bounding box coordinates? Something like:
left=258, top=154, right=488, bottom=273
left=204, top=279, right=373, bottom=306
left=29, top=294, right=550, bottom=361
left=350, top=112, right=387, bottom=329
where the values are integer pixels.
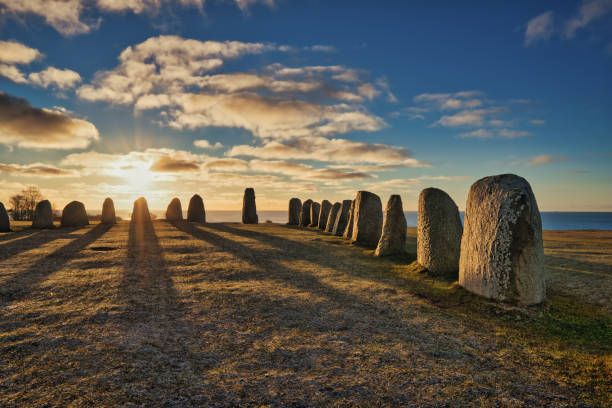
left=299, top=199, right=312, bottom=227
left=0, top=202, right=10, bottom=232
left=309, top=202, right=320, bottom=228
left=342, top=200, right=356, bottom=239
left=334, top=199, right=352, bottom=236
left=417, top=188, right=463, bottom=277
left=459, top=174, right=545, bottom=305
left=101, top=198, right=116, bottom=224
left=288, top=198, right=302, bottom=225
left=325, top=202, right=341, bottom=233
left=351, top=191, right=383, bottom=248
left=32, top=200, right=54, bottom=229
left=131, top=197, right=151, bottom=224
left=187, top=194, right=205, bottom=223
left=318, top=200, right=332, bottom=230
left=242, top=188, right=258, bottom=224
left=166, top=197, right=183, bottom=221
left=61, top=201, right=89, bottom=227
left=375, top=195, right=407, bottom=257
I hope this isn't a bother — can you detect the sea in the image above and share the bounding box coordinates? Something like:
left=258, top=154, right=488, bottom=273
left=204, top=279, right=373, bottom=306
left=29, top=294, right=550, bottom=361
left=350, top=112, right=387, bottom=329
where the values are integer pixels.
left=182, top=211, right=612, bottom=231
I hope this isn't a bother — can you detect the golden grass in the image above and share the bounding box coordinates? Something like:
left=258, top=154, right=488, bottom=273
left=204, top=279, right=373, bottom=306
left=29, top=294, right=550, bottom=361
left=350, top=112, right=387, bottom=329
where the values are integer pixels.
left=0, top=222, right=610, bottom=406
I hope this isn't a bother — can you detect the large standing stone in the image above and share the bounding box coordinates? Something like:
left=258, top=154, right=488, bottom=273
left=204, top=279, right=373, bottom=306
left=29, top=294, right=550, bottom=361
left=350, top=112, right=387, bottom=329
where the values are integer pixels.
left=32, top=200, right=54, bottom=229
left=0, top=202, right=10, bottom=232
left=351, top=191, right=383, bottom=248
left=342, top=200, right=356, bottom=239
left=309, top=202, right=320, bottom=227
left=101, top=198, right=116, bottom=224
left=61, top=201, right=89, bottom=227
left=334, top=199, right=352, bottom=236
left=299, top=199, right=312, bottom=227
left=242, top=188, right=258, bottom=224
left=417, top=188, right=463, bottom=277
left=325, top=202, right=341, bottom=233
left=288, top=198, right=302, bottom=225
left=459, top=174, right=545, bottom=305
left=131, top=197, right=151, bottom=224
left=166, top=197, right=183, bottom=221
left=187, top=194, right=205, bottom=223
left=318, top=200, right=332, bottom=230
left=375, top=195, right=407, bottom=257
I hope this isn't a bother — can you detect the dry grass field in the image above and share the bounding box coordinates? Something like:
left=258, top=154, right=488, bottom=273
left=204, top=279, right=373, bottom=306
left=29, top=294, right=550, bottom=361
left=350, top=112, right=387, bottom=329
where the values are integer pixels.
left=0, top=221, right=610, bottom=407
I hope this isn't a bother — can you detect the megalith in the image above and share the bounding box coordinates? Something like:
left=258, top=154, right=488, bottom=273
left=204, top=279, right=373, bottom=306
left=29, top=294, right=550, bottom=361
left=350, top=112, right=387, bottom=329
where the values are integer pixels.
left=166, top=197, right=183, bottom=221
left=342, top=200, right=356, bottom=239
left=242, top=188, right=258, bottom=224
left=101, top=198, right=116, bottom=224
left=318, top=200, right=332, bottom=230
left=351, top=191, right=383, bottom=248
left=288, top=198, right=302, bottom=225
left=32, top=200, right=54, bottom=229
left=325, top=202, right=341, bottom=233
left=375, top=195, right=407, bottom=256
left=334, top=199, right=352, bottom=236
left=0, top=202, right=10, bottom=232
left=131, top=197, right=151, bottom=224
left=299, top=199, right=312, bottom=227
left=187, top=194, right=205, bottom=223
left=61, top=201, right=89, bottom=227
left=309, top=202, right=320, bottom=228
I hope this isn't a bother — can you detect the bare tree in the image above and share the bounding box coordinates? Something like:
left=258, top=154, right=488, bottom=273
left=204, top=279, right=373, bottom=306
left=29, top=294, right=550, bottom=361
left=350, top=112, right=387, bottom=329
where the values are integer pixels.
left=9, top=186, right=44, bottom=220
left=9, top=194, right=26, bottom=220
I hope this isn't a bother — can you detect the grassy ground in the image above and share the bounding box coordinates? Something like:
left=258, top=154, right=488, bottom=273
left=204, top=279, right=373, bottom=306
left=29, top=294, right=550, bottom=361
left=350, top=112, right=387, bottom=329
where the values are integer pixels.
left=0, top=221, right=610, bottom=407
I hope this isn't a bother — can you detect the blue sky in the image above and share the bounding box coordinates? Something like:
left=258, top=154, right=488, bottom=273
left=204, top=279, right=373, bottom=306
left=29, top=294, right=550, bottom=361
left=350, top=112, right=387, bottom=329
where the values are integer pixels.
left=0, top=0, right=610, bottom=212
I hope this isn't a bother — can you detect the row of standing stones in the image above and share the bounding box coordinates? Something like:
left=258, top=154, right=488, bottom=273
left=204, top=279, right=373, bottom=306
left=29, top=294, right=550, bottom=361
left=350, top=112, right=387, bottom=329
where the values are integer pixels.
left=287, top=174, right=545, bottom=305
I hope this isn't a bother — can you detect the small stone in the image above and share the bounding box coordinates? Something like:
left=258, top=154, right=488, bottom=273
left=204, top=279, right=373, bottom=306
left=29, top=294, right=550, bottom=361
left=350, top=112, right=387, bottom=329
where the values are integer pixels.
left=131, top=197, right=151, bottom=224
left=61, top=201, right=89, bottom=227
left=375, top=195, right=407, bottom=256
left=32, top=200, right=54, bottom=229
left=333, top=199, right=352, bottom=236
left=242, top=188, right=258, bottom=224
left=187, top=194, right=205, bottom=223
left=325, top=202, right=341, bottom=233
left=318, top=200, right=332, bottom=230
left=166, top=197, right=183, bottom=221
left=417, top=188, right=463, bottom=277
left=0, top=202, right=10, bottom=232
left=309, top=202, right=320, bottom=227
left=459, top=174, right=545, bottom=305
left=101, top=198, right=116, bottom=224
left=342, top=200, right=356, bottom=239
left=299, top=199, right=312, bottom=227
left=288, top=198, right=302, bottom=225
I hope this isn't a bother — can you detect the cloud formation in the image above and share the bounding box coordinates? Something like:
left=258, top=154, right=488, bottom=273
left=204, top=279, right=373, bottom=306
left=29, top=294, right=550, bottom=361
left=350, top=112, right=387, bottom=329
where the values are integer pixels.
left=0, top=92, right=99, bottom=149
left=512, top=154, right=570, bottom=167
left=0, top=162, right=77, bottom=177
left=524, top=11, right=555, bottom=46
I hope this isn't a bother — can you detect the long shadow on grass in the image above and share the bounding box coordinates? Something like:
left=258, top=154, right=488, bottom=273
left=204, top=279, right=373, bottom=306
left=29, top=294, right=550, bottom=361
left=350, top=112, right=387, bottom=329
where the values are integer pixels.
left=0, top=227, right=86, bottom=263
left=0, top=228, right=38, bottom=243
left=0, top=223, right=111, bottom=305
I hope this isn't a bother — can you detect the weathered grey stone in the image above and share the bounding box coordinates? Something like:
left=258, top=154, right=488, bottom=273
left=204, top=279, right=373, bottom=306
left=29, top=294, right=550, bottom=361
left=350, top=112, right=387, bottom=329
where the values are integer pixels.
left=309, top=202, right=320, bottom=227
left=299, top=199, right=312, bottom=227
left=375, top=195, right=407, bottom=257
left=334, top=199, right=352, bottom=236
left=101, top=198, right=116, bottom=224
left=166, top=197, right=183, bottom=221
left=459, top=174, right=545, bottom=305
left=0, top=202, right=10, bottom=232
left=131, top=197, right=151, bottom=224
left=318, top=200, right=332, bottom=230
left=32, top=200, right=54, bottom=229
left=242, top=188, right=258, bottom=224
left=288, top=198, right=301, bottom=225
left=325, top=202, right=341, bottom=233
left=187, top=194, right=205, bottom=223
left=61, top=201, right=89, bottom=227
left=351, top=191, right=383, bottom=248
left=342, top=200, right=356, bottom=239
left=417, top=188, right=463, bottom=277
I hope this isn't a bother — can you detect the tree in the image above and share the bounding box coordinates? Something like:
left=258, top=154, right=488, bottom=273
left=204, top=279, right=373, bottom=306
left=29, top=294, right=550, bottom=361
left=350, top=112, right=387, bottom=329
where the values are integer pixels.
left=9, top=186, right=44, bottom=220
left=9, top=194, right=26, bottom=221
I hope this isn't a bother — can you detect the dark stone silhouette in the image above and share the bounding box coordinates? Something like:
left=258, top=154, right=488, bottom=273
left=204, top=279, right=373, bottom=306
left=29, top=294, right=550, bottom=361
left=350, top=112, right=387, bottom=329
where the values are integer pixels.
left=325, top=202, right=341, bottom=233
left=343, top=200, right=356, bottom=239
left=242, top=188, right=258, bottom=224
left=0, top=202, right=10, bottom=232
left=459, top=174, right=545, bottom=305
left=309, top=202, right=320, bottom=227
left=351, top=191, right=383, bottom=248
left=101, top=197, right=116, bottom=224
left=375, top=195, right=407, bottom=257
left=333, top=199, right=352, bottom=236
left=131, top=197, right=151, bottom=224
left=288, top=198, right=302, bottom=225
left=61, top=201, right=89, bottom=227
left=417, top=187, right=462, bottom=277
left=318, top=200, right=332, bottom=230
left=187, top=194, right=205, bottom=223
left=32, top=200, right=54, bottom=229
left=299, top=199, right=312, bottom=227
left=166, top=197, right=183, bottom=221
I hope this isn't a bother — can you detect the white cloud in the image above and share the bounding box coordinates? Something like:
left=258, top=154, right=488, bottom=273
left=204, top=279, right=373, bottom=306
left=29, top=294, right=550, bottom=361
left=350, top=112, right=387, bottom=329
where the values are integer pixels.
left=525, top=11, right=555, bottom=46
left=28, top=67, right=82, bottom=89
left=565, top=0, right=612, bottom=38
left=0, top=40, right=42, bottom=64
left=0, top=162, right=77, bottom=177
left=515, top=154, right=570, bottom=167
left=194, top=139, right=223, bottom=149
left=459, top=128, right=531, bottom=139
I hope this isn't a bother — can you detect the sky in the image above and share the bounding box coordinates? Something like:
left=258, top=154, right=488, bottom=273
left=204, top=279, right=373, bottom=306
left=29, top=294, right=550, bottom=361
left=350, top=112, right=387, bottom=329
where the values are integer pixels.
left=0, top=0, right=611, bottom=213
